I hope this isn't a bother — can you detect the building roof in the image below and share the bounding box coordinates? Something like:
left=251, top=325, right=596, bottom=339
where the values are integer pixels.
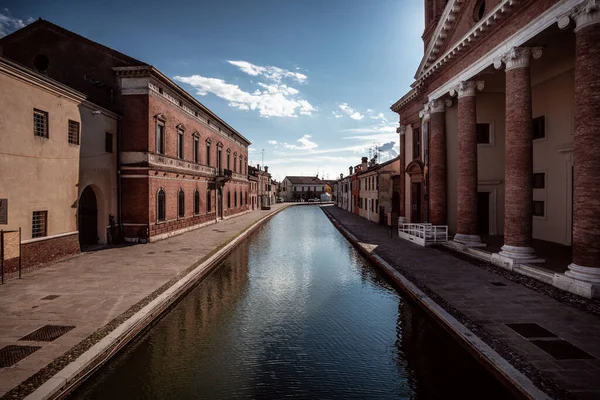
left=356, top=155, right=401, bottom=176
left=0, top=19, right=148, bottom=67
left=283, top=176, right=324, bottom=184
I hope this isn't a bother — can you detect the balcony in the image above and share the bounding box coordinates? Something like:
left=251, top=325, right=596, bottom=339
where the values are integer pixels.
left=216, top=168, right=233, bottom=186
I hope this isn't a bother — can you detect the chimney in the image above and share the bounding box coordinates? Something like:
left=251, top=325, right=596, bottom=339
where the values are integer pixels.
left=340, top=173, right=343, bottom=179
left=349, top=166, right=353, bottom=176
left=257, top=164, right=260, bottom=171
left=361, top=157, right=368, bottom=170
left=264, top=166, right=269, bottom=173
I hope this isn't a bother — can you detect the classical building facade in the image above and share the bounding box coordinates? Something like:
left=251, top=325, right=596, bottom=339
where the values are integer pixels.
left=391, top=0, right=600, bottom=297
left=0, top=20, right=251, bottom=255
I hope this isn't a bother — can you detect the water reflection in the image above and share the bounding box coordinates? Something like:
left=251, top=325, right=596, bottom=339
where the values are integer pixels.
left=71, top=206, right=514, bottom=399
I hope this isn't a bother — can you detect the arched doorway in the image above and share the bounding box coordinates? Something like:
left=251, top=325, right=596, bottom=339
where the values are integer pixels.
left=79, top=186, right=98, bottom=247
left=406, top=160, right=425, bottom=223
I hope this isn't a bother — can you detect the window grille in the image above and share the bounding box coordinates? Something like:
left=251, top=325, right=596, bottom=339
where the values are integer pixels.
left=32, top=211, right=47, bottom=238
left=68, top=120, right=79, bottom=145
left=34, top=109, right=48, bottom=138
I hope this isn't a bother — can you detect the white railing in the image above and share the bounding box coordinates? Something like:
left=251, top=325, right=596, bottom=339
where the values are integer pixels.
left=398, top=220, right=448, bottom=247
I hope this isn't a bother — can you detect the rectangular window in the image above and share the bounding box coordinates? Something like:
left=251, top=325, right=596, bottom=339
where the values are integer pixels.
left=240, top=159, right=242, bottom=174
left=34, top=109, right=49, bottom=138
left=68, top=120, right=80, bottom=145
left=156, top=123, right=165, bottom=154
left=533, top=172, right=545, bottom=189
left=533, top=201, right=545, bottom=217
left=476, top=123, right=491, bottom=144
left=413, top=128, right=421, bottom=158
left=177, top=130, right=184, bottom=159
left=206, top=143, right=211, bottom=166
left=105, top=133, right=113, bottom=153
left=32, top=210, right=47, bottom=238
left=227, top=191, right=231, bottom=208
left=234, top=156, right=237, bottom=173
left=206, top=191, right=212, bottom=213
left=533, top=116, right=545, bottom=140
left=193, top=137, right=199, bottom=163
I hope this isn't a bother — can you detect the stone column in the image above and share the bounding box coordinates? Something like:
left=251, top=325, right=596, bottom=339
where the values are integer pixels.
left=555, top=1, right=600, bottom=296
left=428, top=99, right=449, bottom=226
left=397, top=125, right=406, bottom=219
left=450, top=81, right=485, bottom=246
left=493, top=47, right=543, bottom=263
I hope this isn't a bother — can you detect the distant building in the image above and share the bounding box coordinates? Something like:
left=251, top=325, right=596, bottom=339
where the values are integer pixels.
left=280, top=176, right=325, bottom=201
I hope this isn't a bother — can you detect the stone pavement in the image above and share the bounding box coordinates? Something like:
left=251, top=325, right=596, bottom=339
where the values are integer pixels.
left=0, top=204, right=289, bottom=398
left=323, top=206, right=600, bottom=400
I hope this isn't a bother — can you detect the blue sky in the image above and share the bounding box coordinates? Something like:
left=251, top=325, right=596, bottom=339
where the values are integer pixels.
left=1, top=0, right=424, bottom=181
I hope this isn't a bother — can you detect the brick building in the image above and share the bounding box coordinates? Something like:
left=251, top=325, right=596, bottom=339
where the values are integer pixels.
left=280, top=176, right=326, bottom=202
left=391, top=0, right=600, bottom=297
left=0, top=20, right=251, bottom=249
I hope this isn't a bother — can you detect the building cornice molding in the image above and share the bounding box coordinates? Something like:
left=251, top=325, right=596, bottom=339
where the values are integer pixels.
left=391, top=89, right=421, bottom=113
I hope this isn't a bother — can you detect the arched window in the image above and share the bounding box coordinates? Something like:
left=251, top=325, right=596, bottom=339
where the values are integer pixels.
left=157, top=188, right=166, bottom=221
left=206, top=190, right=212, bottom=213
left=194, top=189, right=200, bottom=215
left=234, top=154, right=237, bottom=173
left=227, top=191, right=231, bottom=208
left=245, top=191, right=248, bottom=205
left=234, top=190, right=237, bottom=207
left=240, top=191, right=242, bottom=207
left=178, top=189, right=185, bottom=218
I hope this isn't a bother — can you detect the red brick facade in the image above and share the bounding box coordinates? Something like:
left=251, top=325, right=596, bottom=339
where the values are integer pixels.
left=428, top=109, right=447, bottom=225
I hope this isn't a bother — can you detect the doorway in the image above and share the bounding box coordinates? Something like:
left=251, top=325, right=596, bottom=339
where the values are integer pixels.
left=79, top=186, right=98, bottom=247
left=477, top=192, right=490, bottom=235
left=411, top=183, right=421, bottom=223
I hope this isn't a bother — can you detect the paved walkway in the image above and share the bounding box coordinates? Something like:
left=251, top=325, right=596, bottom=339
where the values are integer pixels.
left=324, top=206, right=600, bottom=400
left=0, top=204, right=288, bottom=398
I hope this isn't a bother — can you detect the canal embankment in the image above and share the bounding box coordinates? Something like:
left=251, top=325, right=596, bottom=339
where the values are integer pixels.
left=0, top=203, right=294, bottom=400
left=321, top=205, right=600, bottom=400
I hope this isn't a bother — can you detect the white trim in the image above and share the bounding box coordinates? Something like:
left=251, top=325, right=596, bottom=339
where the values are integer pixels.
left=428, top=0, right=584, bottom=101
left=21, top=231, right=78, bottom=245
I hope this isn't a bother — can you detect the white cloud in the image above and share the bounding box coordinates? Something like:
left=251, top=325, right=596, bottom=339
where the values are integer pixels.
left=249, top=148, right=257, bottom=153
left=338, top=103, right=364, bottom=120
left=228, top=60, right=307, bottom=83
left=174, top=75, right=316, bottom=118
left=340, top=123, right=397, bottom=134
left=370, top=112, right=388, bottom=123
left=0, top=10, right=32, bottom=37
left=332, top=111, right=343, bottom=119
left=268, top=140, right=278, bottom=145
left=282, top=134, right=318, bottom=150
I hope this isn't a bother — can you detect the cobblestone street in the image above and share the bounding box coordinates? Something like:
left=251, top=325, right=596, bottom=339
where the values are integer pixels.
left=323, top=206, right=600, bottom=400
left=0, top=205, right=288, bottom=398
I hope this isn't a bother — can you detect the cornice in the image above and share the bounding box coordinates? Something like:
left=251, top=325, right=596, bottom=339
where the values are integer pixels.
left=414, top=0, right=523, bottom=88
left=391, top=89, right=421, bottom=113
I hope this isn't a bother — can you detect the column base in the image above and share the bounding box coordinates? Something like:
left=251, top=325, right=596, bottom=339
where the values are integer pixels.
left=491, top=245, right=545, bottom=269
left=453, top=233, right=486, bottom=247
left=553, top=263, right=600, bottom=299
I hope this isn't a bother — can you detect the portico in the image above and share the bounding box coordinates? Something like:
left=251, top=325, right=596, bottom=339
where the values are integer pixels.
left=392, top=0, right=600, bottom=298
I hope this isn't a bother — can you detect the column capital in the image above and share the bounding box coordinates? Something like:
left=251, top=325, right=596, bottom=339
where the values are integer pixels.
left=494, top=47, right=543, bottom=71
left=419, top=103, right=431, bottom=120
left=449, top=81, right=485, bottom=98
left=429, top=98, right=449, bottom=113
left=558, top=0, right=600, bottom=32
left=396, top=124, right=406, bottom=135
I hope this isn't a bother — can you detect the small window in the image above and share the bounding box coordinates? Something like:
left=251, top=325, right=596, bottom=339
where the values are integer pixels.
left=178, top=189, right=185, bottom=218
left=227, top=151, right=231, bottom=170
left=227, top=191, right=231, bottom=208
left=533, top=173, right=545, bottom=189
left=178, top=100, right=183, bottom=107
left=533, top=201, right=545, bottom=217
left=156, top=123, right=165, bottom=154
left=157, top=189, right=166, bottom=221
left=105, top=132, right=113, bottom=153
left=477, top=123, right=491, bottom=144
left=193, top=137, right=199, bottom=163
left=34, top=109, right=49, bottom=138
left=33, top=54, right=50, bottom=72
left=206, top=191, right=212, bottom=213
left=206, top=142, right=211, bottom=166
left=234, top=191, right=238, bottom=208
left=234, top=156, right=237, bottom=173
left=473, top=0, right=486, bottom=22
left=240, top=191, right=243, bottom=206
left=194, top=189, right=200, bottom=215
left=68, top=120, right=80, bottom=145
left=158, top=87, right=164, bottom=94
left=413, top=128, right=421, bottom=159
left=245, top=191, right=248, bottom=205
left=240, top=158, right=243, bottom=174
left=32, top=210, right=47, bottom=238
left=177, top=130, right=184, bottom=159
left=533, top=116, right=545, bottom=140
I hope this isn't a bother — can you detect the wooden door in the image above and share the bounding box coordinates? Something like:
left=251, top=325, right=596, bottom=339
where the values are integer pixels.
left=411, top=183, right=421, bottom=223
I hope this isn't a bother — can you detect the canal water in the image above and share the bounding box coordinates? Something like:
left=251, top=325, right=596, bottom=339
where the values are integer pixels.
left=71, top=206, right=514, bottom=399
